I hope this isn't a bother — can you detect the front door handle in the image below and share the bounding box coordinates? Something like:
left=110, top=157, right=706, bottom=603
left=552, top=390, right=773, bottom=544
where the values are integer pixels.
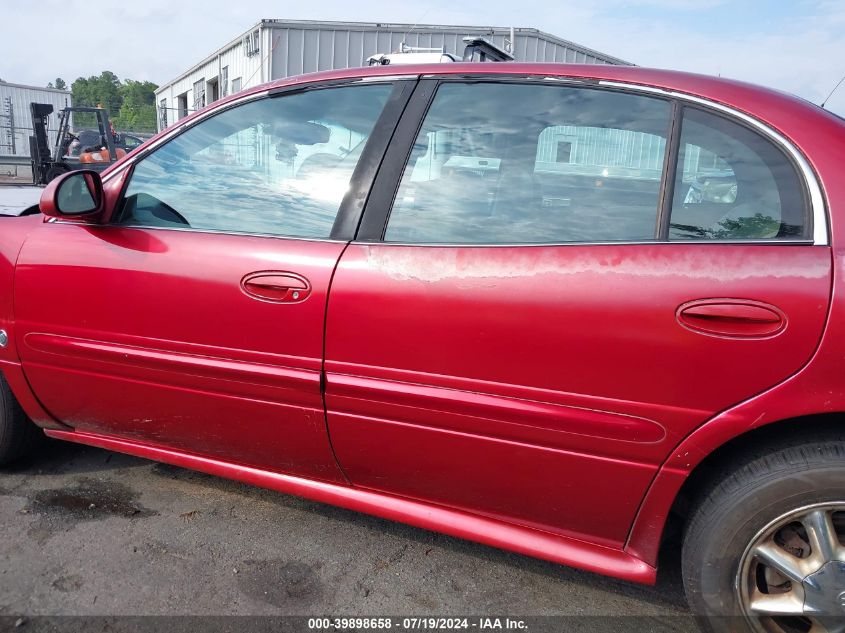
left=241, top=272, right=311, bottom=303
left=677, top=299, right=786, bottom=338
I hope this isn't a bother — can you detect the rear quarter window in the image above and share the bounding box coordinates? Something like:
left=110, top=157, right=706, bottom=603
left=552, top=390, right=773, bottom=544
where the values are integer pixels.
left=669, top=107, right=808, bottom=240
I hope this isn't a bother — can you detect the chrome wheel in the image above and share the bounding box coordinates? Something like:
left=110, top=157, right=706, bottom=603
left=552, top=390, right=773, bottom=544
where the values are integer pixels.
left=737, top=502, right=845, bottom=633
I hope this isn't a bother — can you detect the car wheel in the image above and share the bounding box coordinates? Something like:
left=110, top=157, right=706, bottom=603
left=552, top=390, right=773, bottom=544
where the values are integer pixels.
left=0, top=374, right=43, bottom=466
left=45, top=165, right=69, bottom=183
left=682, top=434, right=845, bottom=633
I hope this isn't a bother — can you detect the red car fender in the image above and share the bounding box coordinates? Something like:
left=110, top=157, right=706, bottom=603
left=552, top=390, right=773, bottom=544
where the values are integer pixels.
left=0, top=214, right=65, bottom=429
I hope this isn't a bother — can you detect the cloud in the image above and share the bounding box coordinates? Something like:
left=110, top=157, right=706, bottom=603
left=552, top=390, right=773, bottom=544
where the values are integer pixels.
left=521, top=1, right=845, bottom=112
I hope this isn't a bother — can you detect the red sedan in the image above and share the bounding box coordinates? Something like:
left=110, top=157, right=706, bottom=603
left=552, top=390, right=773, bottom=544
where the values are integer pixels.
left=1, top=63, right=843, bottom=632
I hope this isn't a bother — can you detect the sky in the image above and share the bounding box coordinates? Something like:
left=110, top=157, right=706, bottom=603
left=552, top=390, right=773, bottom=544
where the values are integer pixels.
left=3, top=0, right=845, bottom=114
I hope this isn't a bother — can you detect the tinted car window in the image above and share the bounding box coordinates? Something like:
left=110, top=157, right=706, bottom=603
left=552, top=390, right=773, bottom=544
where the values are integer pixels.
left=122, top=135, right=143, bottom=150
left=67, top=130, right=103, bottom=156
left=384, top=83, right=671, bottom=244
left=117, top=84, right=393, bottom=239
left=669, top=107, right=807, bottom=240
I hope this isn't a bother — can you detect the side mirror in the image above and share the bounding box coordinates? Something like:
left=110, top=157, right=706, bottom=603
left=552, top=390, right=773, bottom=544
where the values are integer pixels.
left=39, top=170, right=104, bottom=221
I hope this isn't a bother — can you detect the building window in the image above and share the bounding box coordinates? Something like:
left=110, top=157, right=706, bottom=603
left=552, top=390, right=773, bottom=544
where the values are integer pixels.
left=193, top=79, right=206, bottom=110
left=159, top=98, right=167, bottom=129
left=176, top=93, right=188, bottom=120
left=221, top=66, right=229, bottom=97
left=243, top=29, right=260, bottom=57
left=231, top=77, right=242, bottom=93
left=207, top=77, right=220, bottom=103
left=556, top=141, right=573, bottom=163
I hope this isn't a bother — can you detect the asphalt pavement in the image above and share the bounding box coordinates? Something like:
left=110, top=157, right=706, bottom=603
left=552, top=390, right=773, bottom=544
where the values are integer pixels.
left=0, top=437, right=695, bottom=632
left=0, top=165, right=699, bottom=632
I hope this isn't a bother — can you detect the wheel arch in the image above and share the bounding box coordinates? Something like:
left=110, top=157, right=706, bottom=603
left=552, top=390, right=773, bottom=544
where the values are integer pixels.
left=626, top=411, right=845, bottom=568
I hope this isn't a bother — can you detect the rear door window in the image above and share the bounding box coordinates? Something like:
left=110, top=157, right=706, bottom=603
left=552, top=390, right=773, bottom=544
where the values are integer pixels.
left=384, top=82, right=671, bottom=244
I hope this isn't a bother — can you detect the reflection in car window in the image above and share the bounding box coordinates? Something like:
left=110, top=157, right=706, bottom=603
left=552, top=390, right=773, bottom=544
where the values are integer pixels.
left=117, top=84, right=393, bottom=239
left=385, top=83, right=671, bottom=244
left=669, top=108, right=807, bottom=240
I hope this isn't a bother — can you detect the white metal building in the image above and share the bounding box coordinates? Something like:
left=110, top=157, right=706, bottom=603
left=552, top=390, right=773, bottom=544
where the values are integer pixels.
left=0, top=82, right=72, bottom=176
left=154, top=19, right=630, bottom=131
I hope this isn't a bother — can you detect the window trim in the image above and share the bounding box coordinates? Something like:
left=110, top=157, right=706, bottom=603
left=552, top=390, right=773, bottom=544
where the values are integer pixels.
left=357, top=79, right=440, bottom=241
left=358, top=77, right=825, bottom=247
left=95, top=77, right=416, bottom=243
left=330, top=80, right=417, bottom=239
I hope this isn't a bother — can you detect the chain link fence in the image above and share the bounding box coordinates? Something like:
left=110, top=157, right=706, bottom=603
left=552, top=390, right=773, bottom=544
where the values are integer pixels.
left=156, top=104, right=198, bottom=131
left=1, top=98, right=156, bottom=179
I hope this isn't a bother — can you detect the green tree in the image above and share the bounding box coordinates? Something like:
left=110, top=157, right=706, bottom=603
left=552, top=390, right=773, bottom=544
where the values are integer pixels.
left=54, top=78, right=67, bottom=90
left=72, top=71, right=121, bottom=112
left=70, top=72, right=158, bottom=133
left=112, top=80, right=158, bottom=133
left=71, top=71, right=123, bottom=128
left=121, top=80, right=157, bottom=107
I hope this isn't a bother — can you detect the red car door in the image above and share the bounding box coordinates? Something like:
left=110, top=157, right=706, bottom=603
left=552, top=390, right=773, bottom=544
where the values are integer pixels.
left=14, top=80, right=410, bottom=480
left=324, top=80, right=831, bottom=546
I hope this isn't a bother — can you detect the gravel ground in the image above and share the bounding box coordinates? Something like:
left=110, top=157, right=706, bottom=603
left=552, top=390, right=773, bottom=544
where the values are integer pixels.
left=0, top=438, right=695, bottom=632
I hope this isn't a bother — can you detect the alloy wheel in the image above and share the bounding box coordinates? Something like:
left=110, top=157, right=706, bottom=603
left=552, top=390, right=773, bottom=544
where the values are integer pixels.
left=736, top=502, right=845, bottom=633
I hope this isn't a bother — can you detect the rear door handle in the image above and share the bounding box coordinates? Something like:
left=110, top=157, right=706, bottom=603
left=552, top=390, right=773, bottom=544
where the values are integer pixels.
left=241, top=272, right=311, bottom=303
left=677, top=299, right=786, bottom=338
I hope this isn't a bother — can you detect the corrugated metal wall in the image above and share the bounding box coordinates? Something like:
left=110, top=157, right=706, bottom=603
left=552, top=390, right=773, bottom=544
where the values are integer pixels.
left=536, top=125, right=667, bottom=178
left=155, top=21, right=628, bottom=131
left=0, top=83, right=72, bottom=173
left=267, top=24, right=622, bottom=77
left=155, top=30, right=264, bottom=129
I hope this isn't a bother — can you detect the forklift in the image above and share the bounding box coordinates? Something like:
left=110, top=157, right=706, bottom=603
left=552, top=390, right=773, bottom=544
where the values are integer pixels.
left=29, top=103, right=125, bottom=185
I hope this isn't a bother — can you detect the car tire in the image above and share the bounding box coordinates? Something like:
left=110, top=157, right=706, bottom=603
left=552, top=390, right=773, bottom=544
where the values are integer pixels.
left=681, top=433, right=845, bottom=633
left=0, top=374, right=43, bottom=466
left=45, top=165, right=69, bottom=183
